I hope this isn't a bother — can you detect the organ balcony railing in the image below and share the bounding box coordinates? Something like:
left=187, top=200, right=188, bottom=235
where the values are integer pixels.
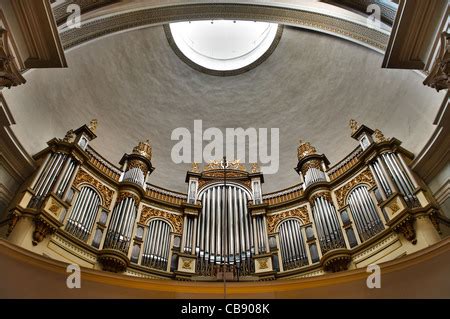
left=3, top=119, right=446, bottom=279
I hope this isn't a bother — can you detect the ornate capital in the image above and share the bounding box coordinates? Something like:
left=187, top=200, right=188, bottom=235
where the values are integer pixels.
left=424, top=32, right=450, bottom=92
left=0, top=28, right=25, bottom=89
left=116, top=191, right=140, bottom=205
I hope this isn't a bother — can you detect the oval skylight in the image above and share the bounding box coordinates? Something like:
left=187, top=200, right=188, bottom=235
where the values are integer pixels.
left=167, top=20, right=281, bottom=75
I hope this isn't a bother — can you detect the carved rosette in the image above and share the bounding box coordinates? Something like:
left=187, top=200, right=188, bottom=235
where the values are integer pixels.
left=267, top=206, right=310, bottom=233
left=309, top=191, right=333, bottom=206
left=73, top=169, right=114, bottom=207
left=140, top=206, right=183, bottom=233
left=32, top=216, right=58, bottom=246
left=334, top=170, right=376, bottom=208
left=393, top=216, right=416, bottom=245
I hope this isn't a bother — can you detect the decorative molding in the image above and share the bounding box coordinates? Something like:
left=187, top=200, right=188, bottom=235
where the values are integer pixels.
left=116, top=191, right=140, bottom=205
left=424, top=32, right=450, bottom=92
left=323, top=0, right=397, bottom=25
left=310, top=191, right=333, bottom=205
left=267, top=206, right=309, bottom=233
left=334, top=169, right=376, bottom=208
left=52, top=0, right=119, bottom=25
left=59, top=3, right=389, bottom=52
left=73, top=169, right=114, bottom=208
left=32, top=215, right=59, bottom=246
left=393, top=216, right=417, bottom=245
left=139, top=206, right=183, bottom=234
left=0, top=28, right=25, bottom=89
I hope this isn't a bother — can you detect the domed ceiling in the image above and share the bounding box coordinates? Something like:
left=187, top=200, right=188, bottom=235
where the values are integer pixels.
left=2, top=24, right=445, bottom=193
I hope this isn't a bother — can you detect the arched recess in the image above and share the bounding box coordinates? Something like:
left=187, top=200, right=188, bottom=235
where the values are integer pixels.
left=278, top=218, right=308, bottom=270
left=65, top=185, right=102, bottom=241
left=141, top=218, right=172, bottom=271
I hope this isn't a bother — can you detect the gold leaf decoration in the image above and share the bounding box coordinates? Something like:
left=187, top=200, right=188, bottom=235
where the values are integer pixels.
left=334, top=169, right=376, bottom=208
left=267, top=206, right=309, bottom=234
left=140, top=206, right=183, bottom=233
left=73, top=169, right=114, bottom=208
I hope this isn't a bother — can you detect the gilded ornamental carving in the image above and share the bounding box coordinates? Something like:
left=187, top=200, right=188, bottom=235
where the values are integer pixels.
left=0, top=28, right=25, bottom=89
left=424, top=32, right=450, bottom=92
left=334, top=169, right=376, bottom=208
left=297, top=140, right=317, bottom=160
left=73, top=169, right=114, bottom=207
left=116, top=191, right=140, bottom=204
left=267, top=206, right=309, bottom=233
left=309, top=191, right=333, bottom=206
left=373, top=129, right=387, bottom=143
left=132, top=140, right=152, bottom=161
left=140, top=206, right=183, bottom=233
left=349, top=119, right=359, bottom=134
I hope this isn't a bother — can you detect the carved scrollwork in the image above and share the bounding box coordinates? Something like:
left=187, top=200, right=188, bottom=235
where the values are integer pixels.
left=267, top=206, right=309, bottom=233
left=297, top=140, right=317, bottom=160
left=73, top=169, right=114, bottom=207
left=0, top=28, right=25, bottom=89
left=424, top=32, right=450, bottom=92
left=334, top=169, right=376, bottom=208
left=140, top=206, right=183, bottom=233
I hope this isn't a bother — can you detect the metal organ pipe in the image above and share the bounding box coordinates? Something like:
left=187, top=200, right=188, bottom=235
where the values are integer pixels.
left=195, top=184, right=255, bottom=275
left=348, top=186, right=383, bottom=241
left=372, top=160, right=392, bottom=196
left=279, top=219, right=308, bottom=270
left=142, top=220, right=171, bottom=270
left=66, top=187, right=100, bottom=241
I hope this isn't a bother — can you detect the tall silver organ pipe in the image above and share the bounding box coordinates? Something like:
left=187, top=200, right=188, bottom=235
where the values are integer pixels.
left=194, top=184, right=254, bottom=275
left=347, top=186, right=384, bottom=241
left=104, top=196, right=137, bottom=252
left=66, top=186, right=101, bottom=241
left=56, top=159, right=77, bottom=197
left=123, top=167, right=145, bottom=187
left=312, top=196, right=345, bottom=253
left=279, top=219, right=308, bottom=270
left=371, top=159, right=392, bottom=197
left=304, top=168, right=326, bottom=188
left=381, top=153, right=415, bottom=196
left=29, top=152, right=67, bottom=207
left=142, top=219, right=171, bottom=270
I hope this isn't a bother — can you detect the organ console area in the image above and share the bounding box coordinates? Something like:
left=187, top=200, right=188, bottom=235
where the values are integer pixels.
left=0, top=120, right=448, bottom=281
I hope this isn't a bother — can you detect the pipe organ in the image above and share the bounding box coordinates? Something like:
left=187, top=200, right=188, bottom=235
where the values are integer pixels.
left=193, top=184, right=254, bottom=275
left=2, top=119, right=447, bottom=280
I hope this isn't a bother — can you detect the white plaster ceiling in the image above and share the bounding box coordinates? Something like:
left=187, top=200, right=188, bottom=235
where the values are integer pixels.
left=3, top=25, right=445, bottom=193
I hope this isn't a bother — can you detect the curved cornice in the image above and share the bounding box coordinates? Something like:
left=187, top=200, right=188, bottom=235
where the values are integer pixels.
left=1, top=238, right=449, bottom=297
left=58, top=3, right=389, bottom=52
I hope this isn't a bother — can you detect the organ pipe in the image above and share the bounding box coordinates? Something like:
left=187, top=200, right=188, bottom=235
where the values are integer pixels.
left=142, top=220, right=171, bottom=270
left=195, top=184, right=255, bottom=275
left=104, top=196, right=137, bottom=252
left=312, top=196, right=345, bottom=253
